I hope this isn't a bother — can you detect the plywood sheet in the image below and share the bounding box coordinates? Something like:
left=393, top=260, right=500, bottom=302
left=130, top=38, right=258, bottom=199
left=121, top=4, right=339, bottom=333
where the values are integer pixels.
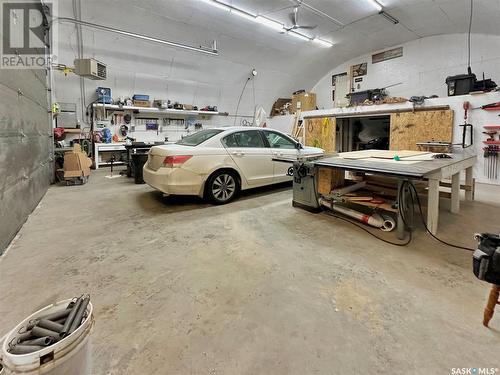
left=317, top=167, right=345, bottom=195
left=371, top=150, right=430, bottom=159
left=361, top=158, right=423, bottom=165
left=390, top=109, right=454, bottom=151
left=339, top=150, right=376, bottom=159
left=305, top=117, right=336, bottom=153
left=339, top=149, right=429, bottom=160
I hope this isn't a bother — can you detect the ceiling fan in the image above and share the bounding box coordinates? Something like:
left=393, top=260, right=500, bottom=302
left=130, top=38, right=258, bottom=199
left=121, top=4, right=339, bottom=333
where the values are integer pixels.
left=282, top=5, right=317, bottom=32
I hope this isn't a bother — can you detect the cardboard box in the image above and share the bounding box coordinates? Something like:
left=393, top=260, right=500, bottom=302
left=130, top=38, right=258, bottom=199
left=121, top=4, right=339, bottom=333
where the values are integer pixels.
left=290, top=92, right=316, bottom=114
left=63, top=144, right=92, bottom=180
left=133, top=100, right=151, bottom=107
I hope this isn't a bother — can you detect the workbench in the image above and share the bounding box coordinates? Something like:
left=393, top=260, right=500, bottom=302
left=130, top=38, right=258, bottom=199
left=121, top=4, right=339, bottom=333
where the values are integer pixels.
left=94, top=142, right=126, bottom=169
left=313, top=150, right=476, bottom=236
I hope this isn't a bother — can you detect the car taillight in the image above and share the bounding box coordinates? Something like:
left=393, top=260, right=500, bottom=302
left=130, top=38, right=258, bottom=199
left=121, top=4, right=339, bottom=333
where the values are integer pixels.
left=162, top=155, right=192, bottom=167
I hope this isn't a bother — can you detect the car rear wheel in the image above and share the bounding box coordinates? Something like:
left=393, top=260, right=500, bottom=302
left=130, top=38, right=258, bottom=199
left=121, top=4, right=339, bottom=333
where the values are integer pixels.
left=206, top=170, right=239, bottom=204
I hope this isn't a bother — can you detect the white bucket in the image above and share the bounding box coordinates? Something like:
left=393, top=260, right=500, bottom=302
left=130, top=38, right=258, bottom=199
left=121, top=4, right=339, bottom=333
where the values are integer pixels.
left=1, top=299, right=93, bottom=375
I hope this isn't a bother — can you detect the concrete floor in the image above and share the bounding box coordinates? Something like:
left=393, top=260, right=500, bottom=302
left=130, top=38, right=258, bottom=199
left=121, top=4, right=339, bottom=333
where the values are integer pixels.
left=1, top=170, right=500, bottom=374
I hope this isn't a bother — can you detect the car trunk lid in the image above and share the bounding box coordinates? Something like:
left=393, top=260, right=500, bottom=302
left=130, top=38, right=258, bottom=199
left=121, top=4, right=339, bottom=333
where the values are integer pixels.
left=147, top=144, right=196, bottom=171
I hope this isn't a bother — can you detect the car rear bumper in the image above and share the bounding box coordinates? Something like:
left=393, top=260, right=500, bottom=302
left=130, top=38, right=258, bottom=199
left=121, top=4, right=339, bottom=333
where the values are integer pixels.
left=143, top=164, right=205, bottom=196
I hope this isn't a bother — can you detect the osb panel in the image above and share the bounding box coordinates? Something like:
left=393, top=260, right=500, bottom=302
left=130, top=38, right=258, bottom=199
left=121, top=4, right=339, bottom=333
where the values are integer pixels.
left=389, top=109, right=454, bottom=151
left=305, top=117, right=336, bottom=153
left=317, top=167, right=345, bottom=196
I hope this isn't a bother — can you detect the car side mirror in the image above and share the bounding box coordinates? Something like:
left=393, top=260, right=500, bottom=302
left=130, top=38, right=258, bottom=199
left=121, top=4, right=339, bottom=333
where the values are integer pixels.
left=295, top=142, right=303, bottom=150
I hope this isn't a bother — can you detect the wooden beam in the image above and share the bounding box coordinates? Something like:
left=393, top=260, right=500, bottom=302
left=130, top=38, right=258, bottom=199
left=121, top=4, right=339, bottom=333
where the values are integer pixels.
left=303, top=105, right=450, bottom=119
left=439, top=181, right=473, bottom=191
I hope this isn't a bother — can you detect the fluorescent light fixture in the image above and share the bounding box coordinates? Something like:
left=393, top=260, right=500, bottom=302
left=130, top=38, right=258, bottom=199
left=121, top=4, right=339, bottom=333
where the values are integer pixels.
left=200, top=0, right=230, bottom=12
left=255, top=16, right=284, bottom=32
left=288, top=31, right=311, bottom=41
left=230, top=8, right=255, bottom=22
left=200, top=1, right=256, bottom=21
left=379, top=10, right=399, bottom=24
left=312, top=38, right=333, bottom=47
left=198, top=0, right=331, bottom=48
left=367, top=0, right=383, bottom=12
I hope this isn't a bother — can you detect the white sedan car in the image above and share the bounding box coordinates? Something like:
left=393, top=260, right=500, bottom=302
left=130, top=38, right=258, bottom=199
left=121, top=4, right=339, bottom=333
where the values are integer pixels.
left=143, top=127, right=324, bottom=204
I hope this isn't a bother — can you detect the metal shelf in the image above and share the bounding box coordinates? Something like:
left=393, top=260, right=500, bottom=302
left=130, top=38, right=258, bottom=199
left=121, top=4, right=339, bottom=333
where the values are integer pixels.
left=483, top=140, right=500, bottom=145
left=94, top=142, right=127, bottom=169
left=93, top=103, right=219, bottom=116
left=62, top=128, right=83, bottom=134
left=97, top=161, right=125, bottom=166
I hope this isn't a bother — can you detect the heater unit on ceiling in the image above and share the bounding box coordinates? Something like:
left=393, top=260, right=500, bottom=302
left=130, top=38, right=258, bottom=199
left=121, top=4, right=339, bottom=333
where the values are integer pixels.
left=73, top=58, right=107, bottom=80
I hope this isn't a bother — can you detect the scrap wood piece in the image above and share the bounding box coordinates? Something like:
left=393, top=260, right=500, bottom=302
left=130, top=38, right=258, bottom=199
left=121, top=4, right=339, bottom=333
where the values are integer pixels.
left=332, top=181, right=366, bottom=196
left=345, top=197, right=397, bottom=213
left=317, top=167, right=345, bottom=195
left=344, top=195, right=373, bottom=200
left=357, top=96, right=408, bottom=106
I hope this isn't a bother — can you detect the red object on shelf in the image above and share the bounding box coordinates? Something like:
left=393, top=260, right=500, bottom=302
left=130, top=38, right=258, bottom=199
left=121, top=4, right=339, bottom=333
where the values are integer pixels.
left=54, top=127, right=65, bottom=140
left=484, top=125, right=500, bottom=129
left=483, top=140, right=500, bottom=145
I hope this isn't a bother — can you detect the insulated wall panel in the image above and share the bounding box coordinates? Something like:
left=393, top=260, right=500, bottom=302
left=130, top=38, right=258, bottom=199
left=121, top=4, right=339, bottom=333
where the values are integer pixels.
left=0, top=69, right=52, bottom=254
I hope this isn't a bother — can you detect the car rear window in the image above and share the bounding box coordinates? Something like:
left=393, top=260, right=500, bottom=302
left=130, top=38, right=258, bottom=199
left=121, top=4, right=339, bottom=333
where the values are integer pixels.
left=222, top=130, right=265, bottom=148
left=176, top=129, right=223, bottom=146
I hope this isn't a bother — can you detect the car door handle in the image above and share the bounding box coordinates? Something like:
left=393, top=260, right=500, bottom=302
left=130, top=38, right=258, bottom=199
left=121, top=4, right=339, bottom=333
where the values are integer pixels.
left=273, top=151, right=283, bottom=156
left=232, top=151, right=245, bottom=156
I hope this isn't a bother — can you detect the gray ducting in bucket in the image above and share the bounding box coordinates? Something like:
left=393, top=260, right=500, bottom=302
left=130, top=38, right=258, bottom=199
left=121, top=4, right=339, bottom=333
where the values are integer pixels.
left=1, top=299, right=93, bottom=375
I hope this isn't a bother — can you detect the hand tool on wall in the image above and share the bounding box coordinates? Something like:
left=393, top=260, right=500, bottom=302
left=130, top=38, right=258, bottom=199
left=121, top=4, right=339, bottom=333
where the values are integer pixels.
left=483, top=147, right=489, bottom=176
left=495, top=145, right=499, bottom=179
left=458, top=101, right=473, bottom=148
left=483, top=130, right=497, bottom=142
left=481, top=102, right=500, bottom=110
left=483, top=145, right=499, bottom=179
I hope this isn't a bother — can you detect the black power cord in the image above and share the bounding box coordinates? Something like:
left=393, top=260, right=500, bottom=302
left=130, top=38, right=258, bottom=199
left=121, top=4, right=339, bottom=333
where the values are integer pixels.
left=310, top=167, right=412, bottom=247
left=317, top=174, right=474, bottom=251
left=467, top=0, right=474, bottom=71
left=400, top=180, right=475, bottom=252
left=233, top=77, right=251, bottom=126
left=325, top=211, right=412, bottom=247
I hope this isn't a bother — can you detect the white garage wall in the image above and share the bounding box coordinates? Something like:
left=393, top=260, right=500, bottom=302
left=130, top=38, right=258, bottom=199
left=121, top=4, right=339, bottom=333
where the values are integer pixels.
left=312, top=33, right=500, bottom=109
left=266, top=115, right=295, bottom=135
